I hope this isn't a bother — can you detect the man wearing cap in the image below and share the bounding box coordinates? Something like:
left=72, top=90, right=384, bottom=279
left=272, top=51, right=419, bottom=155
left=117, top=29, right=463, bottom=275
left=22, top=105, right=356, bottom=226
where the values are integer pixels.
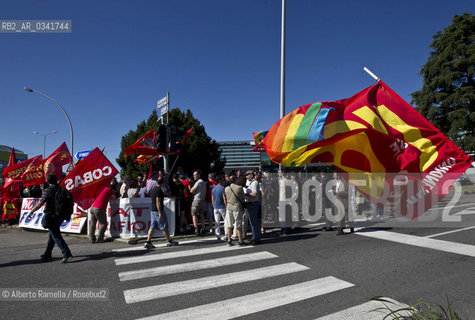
left=244, top=170, right=262, bottom=245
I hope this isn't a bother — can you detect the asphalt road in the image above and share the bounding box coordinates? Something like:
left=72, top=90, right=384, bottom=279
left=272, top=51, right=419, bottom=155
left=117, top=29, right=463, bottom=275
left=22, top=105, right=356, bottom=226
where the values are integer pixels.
left=1, top=203, right=475, bottom=320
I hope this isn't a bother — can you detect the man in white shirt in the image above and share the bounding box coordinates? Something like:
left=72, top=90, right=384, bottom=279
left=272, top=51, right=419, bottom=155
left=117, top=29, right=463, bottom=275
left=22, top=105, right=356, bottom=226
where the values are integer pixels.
left=244, top=170, right=262, bottom=245
left=190, top=170, right=207, bottom=235
left=332, top=172, right=353, bottom=235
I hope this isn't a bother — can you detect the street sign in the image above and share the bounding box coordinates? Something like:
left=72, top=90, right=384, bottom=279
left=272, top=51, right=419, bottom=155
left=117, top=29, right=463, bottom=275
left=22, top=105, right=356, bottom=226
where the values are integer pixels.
left=66, top=162, right=74, bottom=172
left=157, top=96, right=168, bottom=108
left=75, top=149, right=92, bottom=160
left=160, top=105, right=169, bottom=116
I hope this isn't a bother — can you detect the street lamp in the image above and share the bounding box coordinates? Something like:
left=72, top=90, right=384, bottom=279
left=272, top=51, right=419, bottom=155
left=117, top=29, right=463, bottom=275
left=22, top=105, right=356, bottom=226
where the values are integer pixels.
left=24, top=87, right=74, bottom=163
left=33, top=130, right=57, bottom=158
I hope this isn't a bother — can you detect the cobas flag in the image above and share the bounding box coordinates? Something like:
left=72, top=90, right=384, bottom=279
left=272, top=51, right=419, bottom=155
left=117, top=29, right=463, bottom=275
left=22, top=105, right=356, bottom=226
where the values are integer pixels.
left=61, top=148, right=118, bottom=210
left=263, top=81, right=473, bottom=218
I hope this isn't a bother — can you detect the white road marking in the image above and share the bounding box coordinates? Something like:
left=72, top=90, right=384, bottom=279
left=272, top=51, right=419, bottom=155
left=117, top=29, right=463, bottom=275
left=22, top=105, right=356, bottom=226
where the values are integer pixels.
left=357, top=229, right=475, bottom=258
left=135, top=276, right=354, bottom=319
left=115, top=244, right=251, bottom=266
left=124, top=262, right=309, bottom=304
left=112, top=239, right=216, bottom=252
left=454, top=207, right=475, bottom=216
left=425, top=225, right=475, bottom=238
left=314, top=297, right=409, bottom=320
left=119, top=251, right=278, bottom=281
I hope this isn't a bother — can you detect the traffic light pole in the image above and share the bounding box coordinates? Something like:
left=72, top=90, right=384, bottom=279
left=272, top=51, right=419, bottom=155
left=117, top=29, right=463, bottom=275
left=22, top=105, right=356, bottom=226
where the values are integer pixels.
left=157, top=92, right=170, bottom=174
left=164, top=92, right=170, bottom=173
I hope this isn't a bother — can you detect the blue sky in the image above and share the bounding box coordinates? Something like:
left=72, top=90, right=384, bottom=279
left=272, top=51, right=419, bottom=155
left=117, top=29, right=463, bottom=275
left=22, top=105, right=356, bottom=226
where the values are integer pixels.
left=1, top=0, right=473, bottom=172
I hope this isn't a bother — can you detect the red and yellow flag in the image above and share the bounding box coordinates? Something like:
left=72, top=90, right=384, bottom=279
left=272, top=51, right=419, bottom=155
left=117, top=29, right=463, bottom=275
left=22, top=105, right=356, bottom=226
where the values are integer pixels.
left=3, top=156, right=39, bottom=182
left=21, top=155, right=46, bottom=187
left=263, top=81, right=473, bottom=218
left=43, top=142, right=72, bottom=179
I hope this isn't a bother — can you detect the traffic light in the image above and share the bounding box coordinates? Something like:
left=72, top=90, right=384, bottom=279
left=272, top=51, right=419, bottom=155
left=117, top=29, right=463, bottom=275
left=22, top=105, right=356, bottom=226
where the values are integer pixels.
left=170, top=125, right=185, bottom=153
left=156, top=124, right=167, bottom=153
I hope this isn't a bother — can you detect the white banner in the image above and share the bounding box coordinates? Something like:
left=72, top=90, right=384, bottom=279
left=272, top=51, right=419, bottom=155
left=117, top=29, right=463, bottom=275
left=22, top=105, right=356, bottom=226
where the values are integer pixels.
left=88, top=198, right=175, bottom=239
left=19, top=198, right=88, bottom=234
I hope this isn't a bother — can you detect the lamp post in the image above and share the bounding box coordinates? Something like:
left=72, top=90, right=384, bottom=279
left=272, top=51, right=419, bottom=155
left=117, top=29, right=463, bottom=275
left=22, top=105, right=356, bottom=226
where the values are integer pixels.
left=24, top=87, right=74, bottom=163
left=33, top=130, right=57, bottom=158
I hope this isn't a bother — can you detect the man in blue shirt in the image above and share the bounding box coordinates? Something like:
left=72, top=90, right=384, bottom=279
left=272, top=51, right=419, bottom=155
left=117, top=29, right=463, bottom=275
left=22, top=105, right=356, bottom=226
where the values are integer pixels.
left=211, top=176, right=227, bottom=241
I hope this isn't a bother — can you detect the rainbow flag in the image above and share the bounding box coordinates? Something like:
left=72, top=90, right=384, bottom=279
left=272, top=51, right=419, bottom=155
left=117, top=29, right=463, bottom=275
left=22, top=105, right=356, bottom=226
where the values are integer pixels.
left=252, top=131, right=268, bottom=152
left=263, top=81, right=473, bottom=218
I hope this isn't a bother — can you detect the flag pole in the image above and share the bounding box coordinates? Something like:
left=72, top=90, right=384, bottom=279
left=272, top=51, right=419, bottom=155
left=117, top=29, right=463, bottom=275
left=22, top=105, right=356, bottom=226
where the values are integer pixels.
left=363, top=67, right=380, bottom=82
left=279, top=0, right=286, bottom=173
left=169, top=153, right=181, bottom=175
left=280, top=0, right=286, bottom=120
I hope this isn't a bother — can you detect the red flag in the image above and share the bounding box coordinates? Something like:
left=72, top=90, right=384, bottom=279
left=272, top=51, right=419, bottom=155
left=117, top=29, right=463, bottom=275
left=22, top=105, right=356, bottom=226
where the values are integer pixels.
left=263, top=81, right=473, bottom=218
left=7, top=148, right=17, bottom=167
left=2, top=179, right=21, bottom=201
left=21, top=156, right=46, bottom=187
left=124, top=130, right=159, bottom=158
left=46, top=142, right=72, bottom=166
left=183, top=127, right=193, bottom=144
left=3, top=155, right=42, bottom=183
left=61, top=148, right=118, bottom=210
left=42, top=142, right=72, bottom=180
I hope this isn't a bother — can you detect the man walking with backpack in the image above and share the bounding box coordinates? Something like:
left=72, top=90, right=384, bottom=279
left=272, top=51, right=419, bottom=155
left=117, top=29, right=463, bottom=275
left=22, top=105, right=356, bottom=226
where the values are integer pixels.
left=28, top=174, right=73, bottom=263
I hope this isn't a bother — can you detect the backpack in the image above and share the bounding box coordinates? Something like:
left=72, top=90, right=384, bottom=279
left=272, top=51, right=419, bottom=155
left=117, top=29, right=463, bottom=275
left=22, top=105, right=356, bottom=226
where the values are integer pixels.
left=55, top=186, right=74, bottom=221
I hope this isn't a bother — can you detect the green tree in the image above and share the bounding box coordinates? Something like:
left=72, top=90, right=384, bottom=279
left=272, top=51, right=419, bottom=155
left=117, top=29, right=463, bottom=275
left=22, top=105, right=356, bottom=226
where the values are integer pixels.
left=167, top=108, right=225, bottom=176
left=411, top=13, right=475, bottom=153
left=116, top=109, right=224, bottom=178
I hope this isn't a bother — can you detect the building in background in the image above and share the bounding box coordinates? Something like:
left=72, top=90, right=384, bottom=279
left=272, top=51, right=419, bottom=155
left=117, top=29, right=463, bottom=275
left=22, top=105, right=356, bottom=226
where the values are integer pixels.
left=217, top=141, right=261, bottom=172
left=0, top=145, right=28, bottom=177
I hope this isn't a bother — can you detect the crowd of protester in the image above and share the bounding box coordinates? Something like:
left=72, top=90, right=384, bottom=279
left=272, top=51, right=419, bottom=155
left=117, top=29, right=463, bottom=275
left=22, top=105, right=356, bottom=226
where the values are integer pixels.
left=0, top=164, right=371, bottom=245
left=114, top=167, right=267, bottom=246
left=114, top=165, right=368, bottom=246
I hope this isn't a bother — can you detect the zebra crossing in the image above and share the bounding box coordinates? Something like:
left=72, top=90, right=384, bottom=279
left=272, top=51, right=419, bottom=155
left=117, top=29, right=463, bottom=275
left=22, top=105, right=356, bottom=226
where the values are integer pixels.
left=113, top=241, right=403, bottom=319
left=454, top=206, right=475, bottom=216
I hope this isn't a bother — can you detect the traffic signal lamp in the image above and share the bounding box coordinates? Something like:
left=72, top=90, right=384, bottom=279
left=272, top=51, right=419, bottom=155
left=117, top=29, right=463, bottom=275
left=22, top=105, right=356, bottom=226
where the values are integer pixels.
left=156, top=124, right=167, bottom=153
left=170, top=125, right=185, bottom=153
